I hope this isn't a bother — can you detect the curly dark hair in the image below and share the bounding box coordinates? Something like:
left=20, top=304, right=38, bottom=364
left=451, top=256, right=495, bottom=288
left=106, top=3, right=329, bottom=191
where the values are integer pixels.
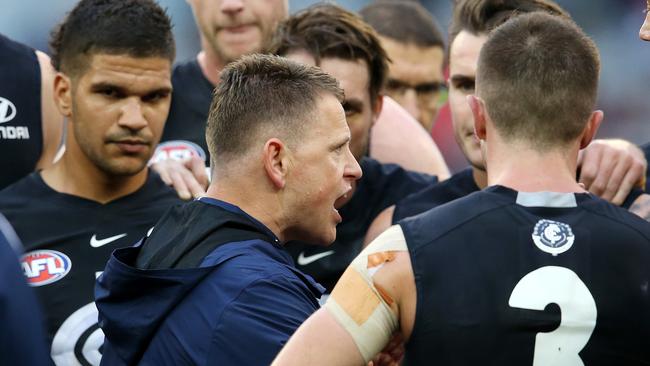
left=49, top=0, right=175, bottom=76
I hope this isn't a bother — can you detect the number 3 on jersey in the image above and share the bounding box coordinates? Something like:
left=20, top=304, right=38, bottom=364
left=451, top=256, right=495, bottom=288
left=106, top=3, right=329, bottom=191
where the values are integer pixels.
left=509, top=266, right=597, bottom=366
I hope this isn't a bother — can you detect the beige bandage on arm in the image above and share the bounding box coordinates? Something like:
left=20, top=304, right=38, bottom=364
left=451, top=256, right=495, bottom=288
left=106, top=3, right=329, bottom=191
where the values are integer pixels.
left=324, top=225, right=408, bottom=363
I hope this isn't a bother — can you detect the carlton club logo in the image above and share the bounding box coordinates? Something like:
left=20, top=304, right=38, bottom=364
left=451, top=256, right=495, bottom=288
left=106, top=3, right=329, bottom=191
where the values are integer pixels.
left=531, top=219, right=575, bottom=256
left=21, top=250, right=72, bottom=287
left=150, top=140, right=206, bottom=163
left=0, top=96, right=17, bottom=123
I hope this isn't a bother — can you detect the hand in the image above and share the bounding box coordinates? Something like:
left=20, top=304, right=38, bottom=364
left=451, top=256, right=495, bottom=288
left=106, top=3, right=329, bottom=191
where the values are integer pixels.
left=368, top=332, right=405, bottom=366
left=151, top=156, right=209, bottom=200
left=578, top=139, right=647, bottom=205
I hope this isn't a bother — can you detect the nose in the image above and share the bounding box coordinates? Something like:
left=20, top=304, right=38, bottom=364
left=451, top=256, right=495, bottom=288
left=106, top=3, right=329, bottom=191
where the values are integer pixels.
left=221, top=0, right=244, bottom=14
left=401, top=89, right=421, bottom=123
left=118, top=98, right=148, bottom=131
left=641, top=12, right=650, bottom=41
left=345, top=150, right=363, bottom=182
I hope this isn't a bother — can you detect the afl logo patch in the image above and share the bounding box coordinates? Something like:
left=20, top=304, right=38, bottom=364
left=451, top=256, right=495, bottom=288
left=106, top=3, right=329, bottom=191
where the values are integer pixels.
left=0, top=96, right=17, bottom=123
left=532, top=219, right=575, bottom=256
left=151, top=140, right=206, bottom=163
left=20, top=250, right=72, bottom=287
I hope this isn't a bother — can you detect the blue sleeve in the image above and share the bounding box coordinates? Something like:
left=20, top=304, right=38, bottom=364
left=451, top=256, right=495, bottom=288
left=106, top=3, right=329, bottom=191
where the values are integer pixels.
left=0, top=216, right=51, bottom=366
left=205, top=275, right=317, bottom=365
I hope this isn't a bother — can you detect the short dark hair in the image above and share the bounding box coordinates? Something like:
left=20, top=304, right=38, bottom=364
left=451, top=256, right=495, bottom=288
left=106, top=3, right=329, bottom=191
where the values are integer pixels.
left=477, top=12, right=600, bottom=149
left=449, top=0, right=568, bottom=53
left=50, top=0, right=175, bottom=76
left=270, top=3, right=388, bottom=108
left=207, top=54, right=344, bottom=163
left=360, top=1, right=445, bottom=49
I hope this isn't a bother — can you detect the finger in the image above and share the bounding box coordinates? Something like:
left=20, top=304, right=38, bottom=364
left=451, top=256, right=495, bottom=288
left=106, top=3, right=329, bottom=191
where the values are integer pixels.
left=612, top=162, right=644, bottom=206
left=584, top=153, right=617, bottom=198
left=151, top=161, right=173, bottom=186
left=186, top=156, right=210, bottom=189
left=181, top=168, right=207, bottom=199
left=170, top=170, right=192, bottom=200
left=601, top=156, right=632, bottom=204
left=577, top=145, right=602, bottom=190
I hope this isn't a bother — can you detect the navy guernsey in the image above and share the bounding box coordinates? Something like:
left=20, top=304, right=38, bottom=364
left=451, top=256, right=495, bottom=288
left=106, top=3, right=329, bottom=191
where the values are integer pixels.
left=399, top=185, right=650, bottom=365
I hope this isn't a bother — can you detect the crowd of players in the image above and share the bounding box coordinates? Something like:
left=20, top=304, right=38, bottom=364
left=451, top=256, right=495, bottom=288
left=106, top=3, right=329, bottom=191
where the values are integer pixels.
left=1, top=0, right=650, bottom=365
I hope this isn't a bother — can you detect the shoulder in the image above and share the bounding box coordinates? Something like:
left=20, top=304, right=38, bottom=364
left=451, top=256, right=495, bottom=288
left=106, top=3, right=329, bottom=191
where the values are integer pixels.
left=0, top=173, right=46, bottom=209
left=399, top=190, right=510, bottom=251
left=581, top=195, right=650, bottom=241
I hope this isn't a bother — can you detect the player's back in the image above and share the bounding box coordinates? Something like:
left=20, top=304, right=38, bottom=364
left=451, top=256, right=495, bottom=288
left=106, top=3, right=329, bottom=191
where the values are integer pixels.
left=399, top=185, right=650, bottom=365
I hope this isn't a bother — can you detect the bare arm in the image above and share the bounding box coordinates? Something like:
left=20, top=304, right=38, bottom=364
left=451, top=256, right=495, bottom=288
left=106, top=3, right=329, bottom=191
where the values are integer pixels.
left=370, top=97, right=450, bottom=179
left=273, top=226, right=416, bottom=366
left=364, top=206, right=395, bottom=247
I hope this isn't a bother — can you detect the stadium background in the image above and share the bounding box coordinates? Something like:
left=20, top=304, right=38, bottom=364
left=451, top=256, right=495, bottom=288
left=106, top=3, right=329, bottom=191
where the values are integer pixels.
left=1, top=0, right=648, bottom=172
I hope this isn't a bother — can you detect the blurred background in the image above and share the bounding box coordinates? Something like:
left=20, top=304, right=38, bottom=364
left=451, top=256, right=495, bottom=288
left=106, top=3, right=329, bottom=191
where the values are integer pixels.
left=2, top=0, right=649, bottom=172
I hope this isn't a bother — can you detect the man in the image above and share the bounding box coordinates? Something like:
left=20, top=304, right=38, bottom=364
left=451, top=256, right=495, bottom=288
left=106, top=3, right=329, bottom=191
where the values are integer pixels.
left=0, top=1, right=180, bottom=364
left=274, top=12, right=650, bottom=365
left=96, top=54, right=361, bottom=365
left=270, top=4, right=440, bottom=292
left=0, top=33, right=63, bottom=189
left=365, top=0, right=649, bottom=242
left=360, top=0, right=446, bottom=132
left=154, top=0, right=447, bottom=199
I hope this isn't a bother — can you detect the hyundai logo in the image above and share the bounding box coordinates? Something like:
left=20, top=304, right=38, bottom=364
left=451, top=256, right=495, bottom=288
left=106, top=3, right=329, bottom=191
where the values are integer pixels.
left=0, top=96, right=17, bottom=123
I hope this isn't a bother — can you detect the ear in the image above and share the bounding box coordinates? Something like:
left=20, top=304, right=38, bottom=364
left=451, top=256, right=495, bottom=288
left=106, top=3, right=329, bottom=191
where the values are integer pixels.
left=467, top=95, right=487, bottom=141
left=263, top=138, right=289, bottom=189
left=53, top=73, right=73, bottom=118
left=370, top=94, right=384, bottom=127
left=579, top=110, right=604, bottom=149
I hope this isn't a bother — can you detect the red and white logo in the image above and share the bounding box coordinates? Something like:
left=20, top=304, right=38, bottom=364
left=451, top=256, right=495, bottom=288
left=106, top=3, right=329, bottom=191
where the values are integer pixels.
left=150, top=140, right=206, bottom=163
left=21, top=250, right=72, bottom=287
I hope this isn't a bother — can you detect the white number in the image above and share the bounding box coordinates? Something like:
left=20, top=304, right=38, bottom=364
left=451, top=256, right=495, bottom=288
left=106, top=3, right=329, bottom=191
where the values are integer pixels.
left=509, top=266, right=597, bottom=366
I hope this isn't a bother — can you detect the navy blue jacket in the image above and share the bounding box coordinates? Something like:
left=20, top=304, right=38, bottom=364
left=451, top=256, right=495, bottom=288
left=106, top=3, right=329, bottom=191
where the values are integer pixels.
left=96, top=198, right=324, bottom=365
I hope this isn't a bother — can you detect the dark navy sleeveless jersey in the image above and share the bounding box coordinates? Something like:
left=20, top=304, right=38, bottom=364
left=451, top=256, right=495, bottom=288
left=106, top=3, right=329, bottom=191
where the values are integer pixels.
left=399, top=185, right=650, bottom=365
left=393, top=167, right=479, bottom=223
left=286, top=157, right=437, bottom=292
left=158, top=59, right=213, bottom=164
left=0, top=171, right=181, bottom=365
left=0, top=34, right=43, bottom=189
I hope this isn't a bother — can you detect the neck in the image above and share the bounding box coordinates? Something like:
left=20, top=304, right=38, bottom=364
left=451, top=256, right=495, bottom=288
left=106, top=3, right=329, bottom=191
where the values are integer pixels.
left=486, top=141, right=583, bottom=193
left=40, top=139, right=148, bottom=204
left=197, top=41, right=227, bottom=86
left=472, top=167, right=488, bottom=189
left=205, top=175, right=285, bottom=242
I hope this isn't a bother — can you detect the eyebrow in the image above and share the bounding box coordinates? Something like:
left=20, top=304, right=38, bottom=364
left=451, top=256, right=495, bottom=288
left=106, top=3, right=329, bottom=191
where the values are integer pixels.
left=331, top=135, right=351, bottom=150
left=449, top=75, right=475, bottom=84
left=342, top=99, right=364, bottom=112
left=90, top=81, right=172, bottom=96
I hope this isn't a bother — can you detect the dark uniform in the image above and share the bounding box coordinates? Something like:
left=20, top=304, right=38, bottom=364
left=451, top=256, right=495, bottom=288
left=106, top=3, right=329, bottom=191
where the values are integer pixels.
left=0, top=171, right=180, bottom=365
left=399, top=185, right=650, bottom=365
left=0, top=34, right=43, bottom=189
left=393, top=166, right=643, bottom=225
left=157, top=59, right=212, bottom=164
left=392, top=167, right=478, bottom=223
left=286, top=157, right=437, bottom=292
